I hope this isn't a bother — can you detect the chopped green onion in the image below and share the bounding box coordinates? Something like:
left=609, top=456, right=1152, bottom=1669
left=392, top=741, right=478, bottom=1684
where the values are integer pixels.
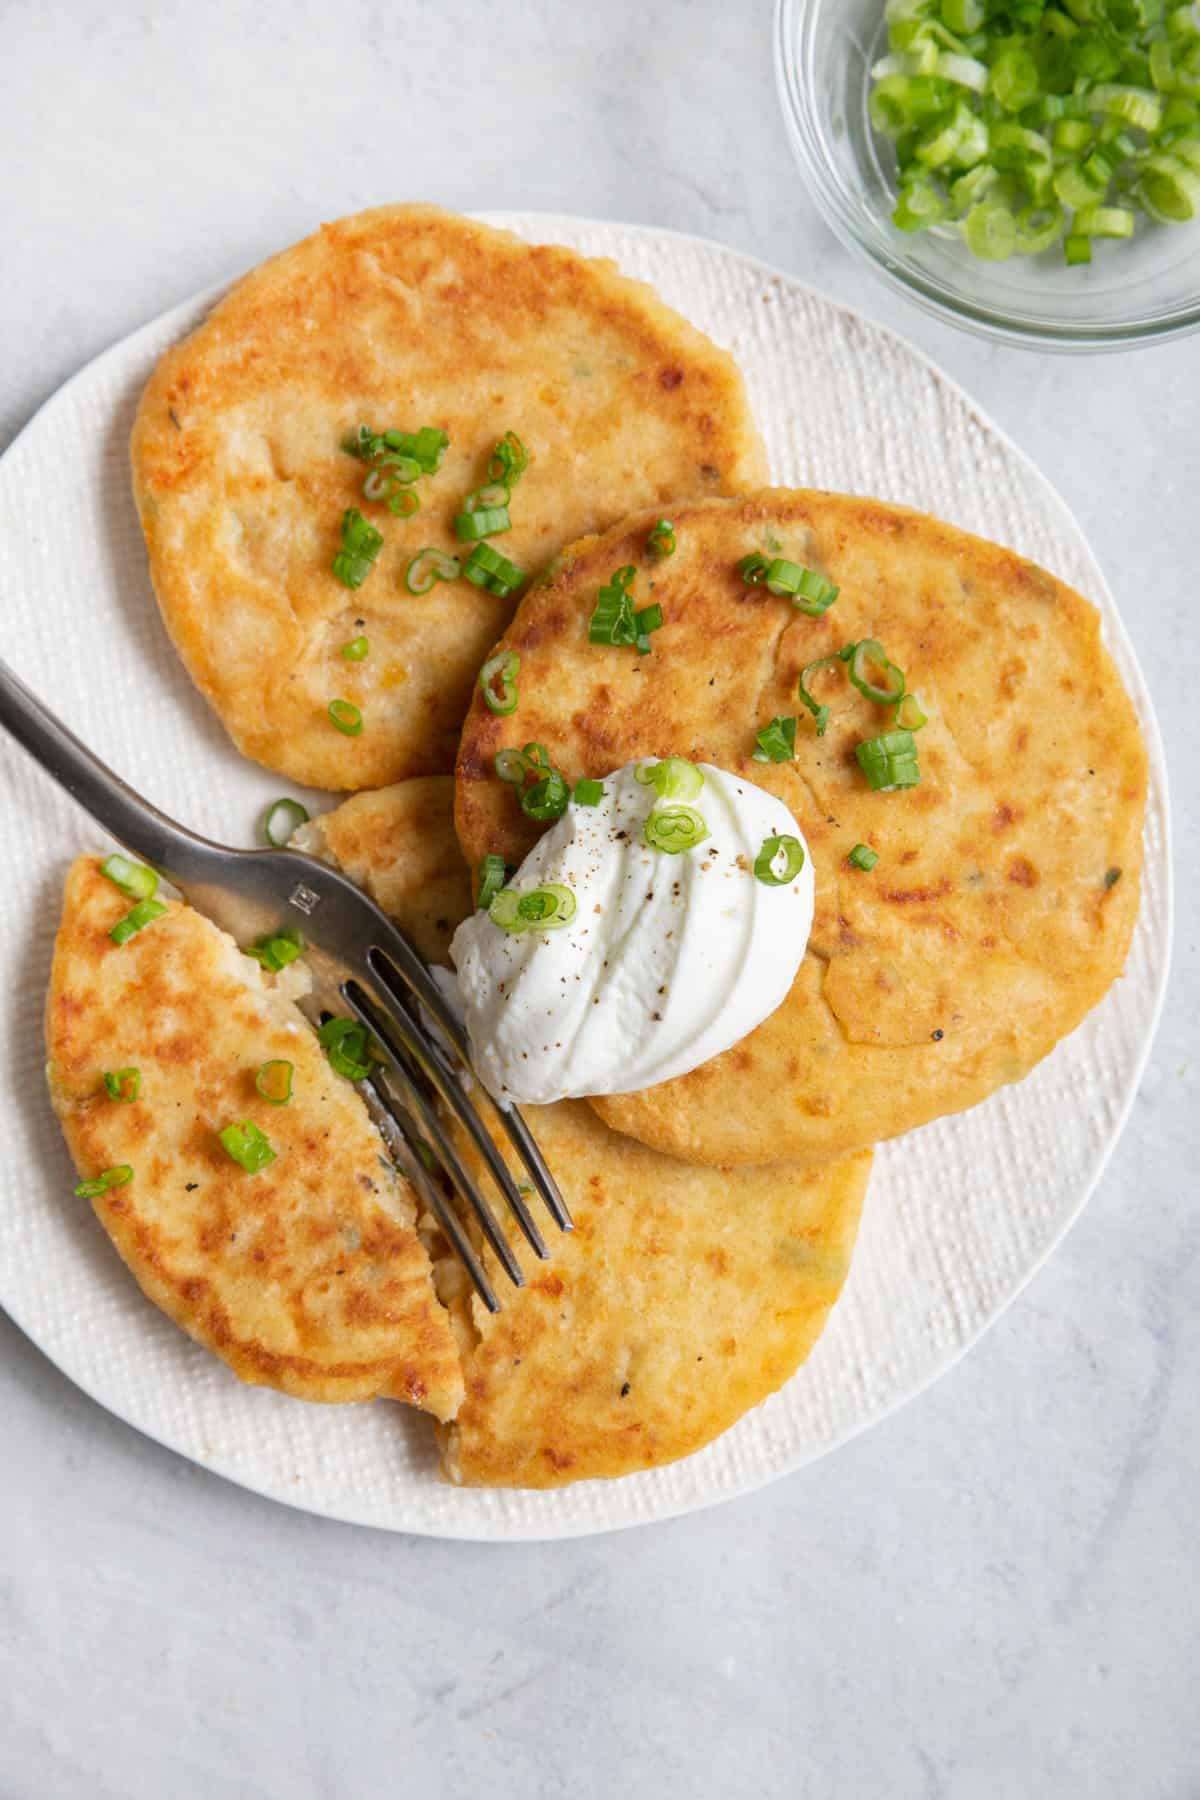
left=74, top=1164, right=132, bottom=1199
left=1138, top=152, right=1200, bottom=218
left=245, top=926, right=305, bottom=972
left=405, top=547, right=462, bottom=595
left=752, top=716, right=798, bottom=763
left=487, top=431, right=530, bottom=486
left=1065, top=232, right=1094, bottom=264
left=848, top=639, right=906, bottom=704
left=798, top=654, right=846, bottom=737
left=328, top=698, right=363, bottom=736
left=635, top=757, right=705, bottom=801
left=488, top=883, right=576, bottom=933
left=103, top=1068, right=141, bottom=1103
left=1074, top=203, right=1136, bottom=236
left=345, top=425, right=449, bottom=473
left=521, top=768, right=570, bottom=823
left=479, top=650, right=520, bottom=716
left=109, top=898, right=168, bottom=946
left=895, top=692, right=928, bottom=731
left=454, top=505, right=511, bottom=541
left=587, top=565, right=639, bottom=646
left=856, top=729, right=921, bottom=792
left=847, top=843, right=880, bottom=872
left=648, top=519, right=677, bottom=556
left=643, top=805, right=709, bottom=855
left=100, top=854, right=159, bottom=901
left=254, top=1059, right=294, bottom=1105
left=964, top=202, right=1017, bottom=260
left=737, top=551, right=771, bottom=584
left=318, top=1017, right=373, bottom=1083
left=754, top=834, right=806, bottom=887
left=218, top=1120, right=277, bottom=1173
left=341, top=635, right=369, bottom=661
left=261, top=798, right=309, bottom=847
left=477, top=854, right=508, bottom=911
left=364, top=457, right=420, bottom=492
left=461, top=542, right=526, bottom=598
left=739, top=556, right=839, bottom=615
left=634, top=603, right=664, bottom=657
left=495, top=746, right=535, bottom=787
left=463, top=482, right=512, bottom=513
left=992, top=44, right=1041, bottom=112
left=332, top=508, right=383, bottom=590
left=573, top=778, right=605, bottom=806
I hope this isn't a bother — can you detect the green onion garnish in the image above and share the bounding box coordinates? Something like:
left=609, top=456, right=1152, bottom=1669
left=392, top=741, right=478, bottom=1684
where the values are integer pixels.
left=254, top=1059, right=294, bottom=1105
left=462, top=542, right=526, bottom=598
left=261, top=798, right=309, bottom=847
left=738, top=552, right=771, bottom=583
left=340, top=635, right=369, bottom=661
left=798, top=653, right=849, bottom=737
left=634, top=603, right=664, bottom=656
left=109, top=898, right=168, bottom=946
left=573, top=778, right=605, bottom=806
left=856, top=730, right=921, bottom=792
left=643, top=805, right=709, bottom=855
left=103, top=1068, right=141, bottom=1103
left=588, top=568, right=664, bottom=653
left=332, top=508, right=383, bottom=590
left=738, top=555, right=838, bottom=614
left=521, top=768, right=570, bottom=823
left=328, top=699, right=363, bottom=737
left=245, top=927, right=305, bottom=972
left=648, top=519, right=677, bottom=556
left=344, top=425, right=449, bottom=473
left=848, top=843, right=880, bottom=872
left=488, top=431, right=530, bottom=487
left=895, top=692, right=928, bottom=731
left=74, top=1164, right=133, bottom=1199
left=218, top=1120, right=277, bottom=1173
left=318, top=1016, right=373, bottom=1083
left=635, top=757, right=705, bottom=802
left=752, top=716, right=797, bottom=764
left=479, top=650, right=520, bottom=716
left=405, top=548, right=461, bottom=595
left=754, top=834, right=805, bottom=887
left=464, top=482, right=512, bottom=513
left=847, top=639, right=906, bottom=705
left=488, top=882, right=577, bottom=933
left=100, top=855, right=158, bottom=902
left=454, top=505, right=511, bottom=542
left=477, top=854, right=508, bottom=911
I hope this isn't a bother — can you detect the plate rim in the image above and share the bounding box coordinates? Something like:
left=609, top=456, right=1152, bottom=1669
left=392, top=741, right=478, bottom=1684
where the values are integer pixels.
left=0, top=210, right=1173, bottom=1541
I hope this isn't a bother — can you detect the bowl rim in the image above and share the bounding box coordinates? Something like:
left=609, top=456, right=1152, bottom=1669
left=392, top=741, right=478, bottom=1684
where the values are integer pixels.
left=773, top=0, right=1200, bottom=353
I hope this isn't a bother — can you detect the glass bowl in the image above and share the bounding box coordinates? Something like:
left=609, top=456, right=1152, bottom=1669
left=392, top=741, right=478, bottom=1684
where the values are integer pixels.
left=774, top=0, right=1200, bottom=351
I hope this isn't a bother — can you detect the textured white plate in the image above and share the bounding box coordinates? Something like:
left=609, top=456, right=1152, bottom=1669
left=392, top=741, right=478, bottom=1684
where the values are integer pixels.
left=0, top=215, right=1170, bottom=1541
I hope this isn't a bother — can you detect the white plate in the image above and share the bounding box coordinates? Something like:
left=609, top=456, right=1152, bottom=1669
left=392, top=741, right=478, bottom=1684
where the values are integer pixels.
left=0, top=215, right=1170, bottom=1541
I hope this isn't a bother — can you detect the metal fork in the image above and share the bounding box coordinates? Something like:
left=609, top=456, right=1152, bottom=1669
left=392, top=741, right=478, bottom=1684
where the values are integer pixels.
left=0, top=656, right=570, bottom=1312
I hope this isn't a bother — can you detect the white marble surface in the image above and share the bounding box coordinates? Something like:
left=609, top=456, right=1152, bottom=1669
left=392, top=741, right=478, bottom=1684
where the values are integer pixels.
left=0, top=1, right=1195, bottom=1794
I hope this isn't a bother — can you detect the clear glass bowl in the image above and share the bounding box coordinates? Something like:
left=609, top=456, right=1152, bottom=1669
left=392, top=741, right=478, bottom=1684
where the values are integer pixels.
left=774, top=0, right=1200, bottom=351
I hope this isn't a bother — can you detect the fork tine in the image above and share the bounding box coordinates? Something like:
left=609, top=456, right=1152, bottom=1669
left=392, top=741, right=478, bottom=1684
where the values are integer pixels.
left=359, top=1075, right=501, bottom=1315
left=342, top=982, right=527, bottom=1291
left=362, top=955, right=554, bottom=1256
left=366, top=946, right=572, bottom=1232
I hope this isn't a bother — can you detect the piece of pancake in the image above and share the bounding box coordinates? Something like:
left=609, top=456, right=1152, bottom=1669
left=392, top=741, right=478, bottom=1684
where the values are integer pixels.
left=307, top=776, right=870, bottom=1487
left=455, top=490, right=1147, bottom=1169
left=44, top=857, right=463, bottom=1417
left=130, top=204, right=768, bottom=790
left=292, top=776, right=470, bottom=967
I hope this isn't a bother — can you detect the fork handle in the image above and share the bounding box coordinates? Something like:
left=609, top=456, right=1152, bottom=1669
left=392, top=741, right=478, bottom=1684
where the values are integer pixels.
left=0, top=654, right=218, bottom=876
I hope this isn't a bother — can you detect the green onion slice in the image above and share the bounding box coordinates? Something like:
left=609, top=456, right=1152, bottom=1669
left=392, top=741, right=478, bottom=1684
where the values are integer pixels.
left=488, top=431, right=530, bottom=486
left=643, top=805, right=709, bottom=855
left=405, top=548, right=462, bottom=595
left=461, top=542, right=526, bottom=598
left=464, top=482, right=511, bottom=512
left=798, top=654, right=847, bottom=737
left=489, top=882, right=577, bottom=933
left=573, top=778, right=605, bottom=806
left=737, top=552, right=771, bottom=584
left=895, top=692, right=928, bottom=731
left=634, top=603, right=664, bottom=656
left=521, top=769, right=570, bottom=823
left=328, top=699, right=364, bottom=737
left=218, top=1120, right=277, bottom=1173
left=739, top=555, right=839, bottom=614
left=588, top=566, right=646, bottom=648
left=332, top=508, right=383, bottom=590
left=479, top=650, right=520, bottom=716
left=262, top=798, right=310, bottom=847
left=635, top=757, right=705, bottom=801
left=318, top=1016, right=373, bottom=1083
left=341, top=635, right=369, bottom=661
left=477, top=854, right=508, bottom=911
left=74, top=1164, right=133, bottom=1199
left=254, top=1059, right=295, bottom=1105
left=847, top=843, right=880, bottom=872
left=100, top=854, right=159, bottom=901
left=109, top=898, right=168, bottom=946
left=848, top=639, right=906, bottom=704
left=245, top=926, right=305, bottom=972
left=752, top=716, right=797, bottom=764
left=754, top=834, right=806, bottom=887
left=454, top=506, right=511, bottom=542
left=345, top=425, right=449, bottom=474
left=648, top=519, right=677, bottom=556
left=103, top=1068, right=141, bottom=1103
left=856, top=729, right=921, bottom=792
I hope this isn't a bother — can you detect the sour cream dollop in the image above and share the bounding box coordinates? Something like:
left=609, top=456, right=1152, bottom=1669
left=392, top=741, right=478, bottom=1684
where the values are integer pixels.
left=450, top=761, right=813, bottom=1105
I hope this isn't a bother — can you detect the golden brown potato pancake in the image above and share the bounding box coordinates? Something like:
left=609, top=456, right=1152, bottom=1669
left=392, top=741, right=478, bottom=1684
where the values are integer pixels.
left=131, top=204, right=767, bottom=790
left=45, top=857, right=463, bottom=1418
left=455, top=490, right=1147, bottom=1168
